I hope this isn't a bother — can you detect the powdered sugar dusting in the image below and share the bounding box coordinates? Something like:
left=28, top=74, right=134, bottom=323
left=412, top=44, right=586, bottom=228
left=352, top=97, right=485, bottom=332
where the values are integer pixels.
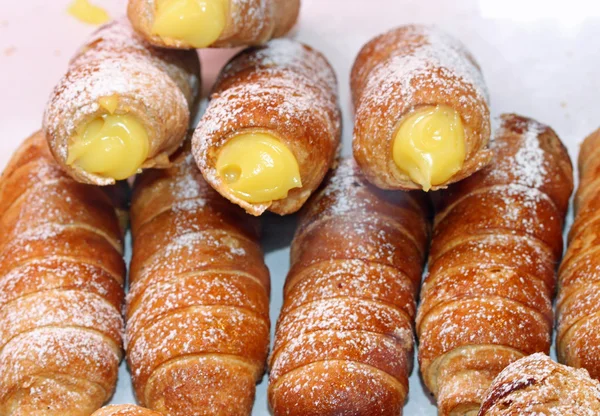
left=126, top=149, right=270, bottom=405
left=0, top=133, right=126, bottom=409
left=417, top=114, right=572, bottom=412
left=269, top=158, right=428, bottom=412
left=479, top=353, right=600, bottom=415
left=193, top=38, right=341, bottom=211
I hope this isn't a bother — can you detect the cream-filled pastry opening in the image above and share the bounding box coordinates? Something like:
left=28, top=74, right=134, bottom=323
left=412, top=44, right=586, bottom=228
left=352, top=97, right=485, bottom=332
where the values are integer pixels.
left=392, top=105, right=466, bottom=191
left=152, top=0, right=228, bottom=48
left=216, top=133, right=302, bottom=204
left=67, top=99, right=149, bottom=180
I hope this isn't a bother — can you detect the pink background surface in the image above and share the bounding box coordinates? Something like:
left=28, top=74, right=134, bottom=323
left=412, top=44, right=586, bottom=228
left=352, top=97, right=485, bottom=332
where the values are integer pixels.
left=2, top=0, right=600, bottom=413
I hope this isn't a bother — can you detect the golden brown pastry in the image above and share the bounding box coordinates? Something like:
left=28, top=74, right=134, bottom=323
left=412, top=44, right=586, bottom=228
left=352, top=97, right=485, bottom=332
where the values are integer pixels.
left=557, top=128, right=600, bottom=380
left=0, top=132, right=126, bottom=415
left=126, top=143, right=270, bottom=416
left=43, top=19, right=200, bottom=186
left=193, top=38, right=341, bottom=216
left=478, top=353, right=600, bottom=415
left=416, top=114, right=573, bottom=415
left=268, top=159, right=431, bottom=415
left=352, top=24, right=492, bottom=191
left=92, top=405, right=162, bottom=416
left=128, top=0, right=300, bottom=49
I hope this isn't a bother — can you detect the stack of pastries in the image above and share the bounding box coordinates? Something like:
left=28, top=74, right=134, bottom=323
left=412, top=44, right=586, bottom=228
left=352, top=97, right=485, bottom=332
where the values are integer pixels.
left=3, top=2, right=599, bottom=415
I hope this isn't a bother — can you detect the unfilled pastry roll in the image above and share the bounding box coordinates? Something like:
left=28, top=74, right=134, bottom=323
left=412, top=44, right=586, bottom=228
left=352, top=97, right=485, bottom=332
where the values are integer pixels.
left=416, top=114, right=573, bottom=415
left=126, top=142, right=270, bottom=415
left=43, top=19, right=200, bottom=186
left=128, top=0, right=300, bottom=49
left=557, top=129, right=600, bottom=379
left=193, top=38, right=341, bottom=216
left=478, top=353, right=600, bottom=415
left=352, top=24, right=492, bottom=191
left=268, top=159, right=431, bottom=415
left=0, top=132, right=126, bottom=415
left=92, top=405, right=162, bottom=416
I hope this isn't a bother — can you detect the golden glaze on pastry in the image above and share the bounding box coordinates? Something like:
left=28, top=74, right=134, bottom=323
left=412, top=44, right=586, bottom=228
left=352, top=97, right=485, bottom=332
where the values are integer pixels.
left=126, top=143, right=270, bottom=416
left=416, top=114, right=573, bottom=415
left=0, top=132, right=126, bottom=415
left=557, top=128, right=600, bottom=380
left=43, top=20, right=200, bottom=185
left=352, top=25, right=492, bottom=191
left=269, top=159, right=431, bottom=415
left=193, top=39, right=341, bottom=216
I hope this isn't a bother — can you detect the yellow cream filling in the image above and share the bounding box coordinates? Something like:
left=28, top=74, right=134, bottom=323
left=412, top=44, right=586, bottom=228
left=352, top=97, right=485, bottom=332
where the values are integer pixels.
left=392, top=105, right=466, bottom=191
left=68, top=0, right=110, bottom=25
left=216, top=133, right=302, bottom=204
left=68, top=101, right=149, bottom=180
left=152, top=0, right=228, bottom=48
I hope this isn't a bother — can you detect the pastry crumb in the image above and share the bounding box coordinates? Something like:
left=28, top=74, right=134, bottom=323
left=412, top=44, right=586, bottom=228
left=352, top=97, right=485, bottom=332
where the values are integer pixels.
left=4, top=46, right=16, bottom=57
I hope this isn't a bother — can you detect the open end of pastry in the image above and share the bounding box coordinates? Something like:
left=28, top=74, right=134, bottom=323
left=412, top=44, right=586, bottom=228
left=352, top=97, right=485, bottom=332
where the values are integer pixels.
left=392, top=105, right=466, bottom=191
left=67, top=96, right=149, bottom=180
left=152, top=0, right=228, bottom=48
left=216, top=132, right=302, bottom=204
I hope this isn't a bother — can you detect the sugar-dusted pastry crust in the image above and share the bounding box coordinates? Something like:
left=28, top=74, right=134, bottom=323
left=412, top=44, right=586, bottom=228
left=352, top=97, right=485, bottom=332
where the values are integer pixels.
left=193, top=39, right=341, bottom=216
left=352, top=24, right=492, bottom=191
left=92, top=405, right=162, bottom=416
left=416, top=114, right=573, bottom=415
left=268, top=158, right=431, bottom=415
left=43, top=19, right=200, bottom=186
left=126, top=142, right=270, bottom=416
left=128, top=0, right=300, bottom=49
left=478, top=353, right=600, bottom=415
left=557, top=128, right=600, bottom=380
left=0, top=132, right=126, bottom=415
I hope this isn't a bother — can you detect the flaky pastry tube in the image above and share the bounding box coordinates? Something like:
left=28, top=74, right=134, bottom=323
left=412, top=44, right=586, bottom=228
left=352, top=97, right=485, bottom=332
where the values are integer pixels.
left=557, top=128, right=600, bottom=380
left=416, top=114, right=573, bottom=415
left=43, top=19, right=200, bottom=186
left=126, top=142, right=270, bottom=416
left=352, top=25, right=491, bottom=191
left=0, top=132, right=126, bottom=415
left=268, top=159, right=431, bottom=415
left=193, top=38, right=341, bottom=216
left=128, top=0, right=300, bottom=49
left=478, top=354, right=600, bottom=415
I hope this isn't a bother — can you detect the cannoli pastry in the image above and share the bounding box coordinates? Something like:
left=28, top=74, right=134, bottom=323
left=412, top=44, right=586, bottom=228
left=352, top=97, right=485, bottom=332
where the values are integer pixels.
left=0, top=132, right=126, bottom=415
left=128, top=0, right=300, bottom=49
left=268, top=159, right=431, bottom=415
left=92, top=405, right=162, bottom=416
left=478, top=353, right=600, bottom=415
left=557, top=128, right=600, bottom=379
left=352, top=24, right=492, bottom=191
left=43, top=19, right=200, bottom=186
left=416, top=114, right=573, bottom=415
left=193, top=38, right=341, bottom=216
left=126, top=142, right=270, bottom=415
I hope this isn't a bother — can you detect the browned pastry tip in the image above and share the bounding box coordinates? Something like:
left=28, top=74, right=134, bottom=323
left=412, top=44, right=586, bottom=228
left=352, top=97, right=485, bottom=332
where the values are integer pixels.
left=556, top=128, right=600, bottom=380
left=478, top=353, right=600, bottom=415
left=92, top=404, right=162, bottom=416
left=352, top=24, right=492, bottom=191
left=417, top=114, right=573, bottom=415
left=0, top=131, right=126, bottom=416
left=126, top=142, right=270, bottom=416
left=268, top=158, right=431, bottom=415
left=193, top=38, right=341, bottom=216
left=43, top=19, right=200, bottom=186
left=128, top=0, right=300, bottom=49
